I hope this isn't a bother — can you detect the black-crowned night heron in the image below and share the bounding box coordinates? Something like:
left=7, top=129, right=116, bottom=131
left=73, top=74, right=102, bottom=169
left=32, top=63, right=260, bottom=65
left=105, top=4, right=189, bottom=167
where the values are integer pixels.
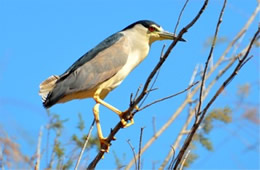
left=39, top=20, right=185, bottom=152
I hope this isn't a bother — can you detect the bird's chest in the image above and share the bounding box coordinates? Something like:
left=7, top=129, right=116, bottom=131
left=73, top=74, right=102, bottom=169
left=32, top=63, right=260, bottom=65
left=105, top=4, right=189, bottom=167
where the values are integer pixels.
left=103, top=43, right=150, bottom=90
left=117, top=43, right=149, bottom=79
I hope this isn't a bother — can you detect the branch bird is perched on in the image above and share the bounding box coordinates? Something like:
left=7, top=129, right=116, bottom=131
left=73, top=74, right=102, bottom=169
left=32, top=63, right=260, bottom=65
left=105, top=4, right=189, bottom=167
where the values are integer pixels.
left=39, top=20, right=185, bottom=152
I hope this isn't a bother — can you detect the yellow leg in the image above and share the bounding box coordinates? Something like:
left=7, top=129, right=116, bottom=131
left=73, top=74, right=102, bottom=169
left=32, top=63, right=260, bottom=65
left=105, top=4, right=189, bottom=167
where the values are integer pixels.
left=93, top=94, right=134, bottom=128
left=93, top=103, right=110, bottom=152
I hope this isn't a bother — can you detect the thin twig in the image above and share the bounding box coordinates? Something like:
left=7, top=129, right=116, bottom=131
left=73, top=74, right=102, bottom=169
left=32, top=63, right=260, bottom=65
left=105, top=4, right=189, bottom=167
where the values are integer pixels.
left=75, top=119, right=95, bottom=170
left=136, top=81, right=199, bottom=113
left=127, top=139, right=137, bottom=170
left=35, top=126, right=43, bottom=170
left=174, top=0, right=228, bottom=168
left=137, top=127, right=145, bottom=170
left=239, top=55, right=254, bottom=70
left=174, top=0, right=190, bottom=35
left=196, top=0, right=226, bottom=119
left=152, top=116, right=156, bottom=136
left=187, top=64, right=199, bottom=95
left=48, top=136, right=58, bottom=169
left=139, top=63, right=160, bottom=108
left=179, top=150, right=191, bottom=170
left=167, top=146, right=176, bottom=170
left=45, top=110, right=51, bottom=166
left=0, top=144, right=3, bottom=170
left=132, top=85, right=143, bottom=105
left=160, top=44, right=166, bottom=59
left=160, top=106, right=194, bottom=169
left=216, top=1, right=260, bottom=64
left=139, top=44, right=166, bottom=108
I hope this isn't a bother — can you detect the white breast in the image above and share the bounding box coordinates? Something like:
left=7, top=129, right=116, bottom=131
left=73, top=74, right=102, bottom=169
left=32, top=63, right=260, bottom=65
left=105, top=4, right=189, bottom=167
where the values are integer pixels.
left=99, top=27, right=150, bottom=91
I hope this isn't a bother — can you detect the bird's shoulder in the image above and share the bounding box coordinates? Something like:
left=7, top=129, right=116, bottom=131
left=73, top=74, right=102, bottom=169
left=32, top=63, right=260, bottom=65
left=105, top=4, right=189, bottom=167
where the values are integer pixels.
left=58, top=32, right=124, bottom=80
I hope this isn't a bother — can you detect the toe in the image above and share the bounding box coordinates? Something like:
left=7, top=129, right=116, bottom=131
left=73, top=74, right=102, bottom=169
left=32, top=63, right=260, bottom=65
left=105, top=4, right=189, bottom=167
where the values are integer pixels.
left=120, top=118, right=134, bottom=128
left=120, top=119, right=127, bottom=127
left=100, top=138, right=110, bottom=153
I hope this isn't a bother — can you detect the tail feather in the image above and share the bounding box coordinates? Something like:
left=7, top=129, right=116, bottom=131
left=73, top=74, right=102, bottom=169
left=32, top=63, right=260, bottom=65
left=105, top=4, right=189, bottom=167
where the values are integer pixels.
left=39, top=75, right=59, bottom=103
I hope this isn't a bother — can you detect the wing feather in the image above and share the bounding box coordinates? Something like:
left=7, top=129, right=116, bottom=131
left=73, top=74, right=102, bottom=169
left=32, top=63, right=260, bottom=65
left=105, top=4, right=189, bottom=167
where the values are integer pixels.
left=42, top=33, right=129, bottom=108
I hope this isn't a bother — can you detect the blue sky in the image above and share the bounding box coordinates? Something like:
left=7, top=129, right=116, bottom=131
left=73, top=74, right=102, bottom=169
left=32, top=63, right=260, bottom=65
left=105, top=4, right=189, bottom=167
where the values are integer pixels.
left=0, top=0, right=259, bottom=169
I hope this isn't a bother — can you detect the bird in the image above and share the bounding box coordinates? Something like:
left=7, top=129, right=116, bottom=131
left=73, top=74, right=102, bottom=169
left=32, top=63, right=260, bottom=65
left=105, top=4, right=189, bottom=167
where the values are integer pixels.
left=39, top=20, right=185, bottom=152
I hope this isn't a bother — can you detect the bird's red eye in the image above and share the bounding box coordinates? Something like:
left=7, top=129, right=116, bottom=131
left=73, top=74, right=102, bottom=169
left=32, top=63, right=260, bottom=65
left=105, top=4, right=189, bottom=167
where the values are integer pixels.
left=149, top=26, right=155, bottom=32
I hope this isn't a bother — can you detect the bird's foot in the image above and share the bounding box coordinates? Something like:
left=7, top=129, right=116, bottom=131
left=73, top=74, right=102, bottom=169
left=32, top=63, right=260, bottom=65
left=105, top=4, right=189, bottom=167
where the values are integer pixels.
left=119, top=106, right=138, bottom=128
left=99, top=137, right=111, bottom=153
left=134, top=105, right=140, bottom=111
left=120, top=115, right=134, bottom=128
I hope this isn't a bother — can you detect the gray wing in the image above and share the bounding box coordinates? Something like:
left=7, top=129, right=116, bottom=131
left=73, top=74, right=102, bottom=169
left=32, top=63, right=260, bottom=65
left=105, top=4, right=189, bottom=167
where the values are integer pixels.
left=63, top=32, right=124, bottom=74
left=63, top=35, right=129, bottom=91
left=43, top=33, right=129, bottom=108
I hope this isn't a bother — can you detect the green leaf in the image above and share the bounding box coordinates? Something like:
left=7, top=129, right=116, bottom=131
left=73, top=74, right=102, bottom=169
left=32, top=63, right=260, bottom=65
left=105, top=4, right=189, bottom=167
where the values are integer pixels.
left=63, top=159, right=73, bottom=170
left=54, top=141, right=64, bottom=158
left=183, top=152, right=198, bottom=168
left=203, top=36, right=228, bottom=48
left=77, top=113, right=85, bottom=131
left=198, top=134, right=213, bottom=151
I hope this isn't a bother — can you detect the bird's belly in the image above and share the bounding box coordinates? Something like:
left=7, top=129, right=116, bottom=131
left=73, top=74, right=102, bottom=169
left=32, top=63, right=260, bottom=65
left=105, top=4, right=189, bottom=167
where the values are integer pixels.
left=58, top=88, right=97, bottom=103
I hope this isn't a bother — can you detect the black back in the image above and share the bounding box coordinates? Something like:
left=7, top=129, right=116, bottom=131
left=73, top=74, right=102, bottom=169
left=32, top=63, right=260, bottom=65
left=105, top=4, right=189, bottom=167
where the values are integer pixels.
left=122, top=20, right=160, bottom=31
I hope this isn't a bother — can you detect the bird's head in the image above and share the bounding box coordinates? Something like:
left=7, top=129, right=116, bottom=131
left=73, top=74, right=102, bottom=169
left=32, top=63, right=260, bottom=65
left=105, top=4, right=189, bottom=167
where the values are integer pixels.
left=122, top=20, right=185, bottom=45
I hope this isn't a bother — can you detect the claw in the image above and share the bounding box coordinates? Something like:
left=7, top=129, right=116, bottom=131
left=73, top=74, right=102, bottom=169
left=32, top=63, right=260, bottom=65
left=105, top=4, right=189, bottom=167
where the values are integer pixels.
left=124, top=118, right=134, bottom=128
left=120, top=116, right=134, bottom=128
left=99, top=137, right=110, bottom=153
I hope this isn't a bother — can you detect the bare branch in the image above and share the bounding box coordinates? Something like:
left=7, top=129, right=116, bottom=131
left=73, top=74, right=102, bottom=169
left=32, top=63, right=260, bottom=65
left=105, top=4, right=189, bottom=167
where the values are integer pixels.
left=160, top=35, right=257, bottom=169
left=131, top=85, right=143, bottom=106
left=35, top=126, right=43, bottom=170
left=126, top=41, right=257, bottom=170
left=160, top=44, right=166, bottom=59
left=139, top=69, right=160, bottom=109
left=179, top=150, right=191, bottom=170
left=187, top=64, right=199, bottom=95
left=216, top=1, right=260, bottom=64
left=174, top=0, right=190, bottom=35
left=0, top=143, right=3, bottom=169
left=127, top=139, right=137, bottom=170
left=75, top=119, right=95, bottom=170
left=167, top=147, right=176, bottom=170
left=152, top=116, right=156, bottom=136
left=138, top=44, right=166, bottom=109
left=174, top=0, right=228, bottom=168
left=48, top=137, right=57, bottom=169
left=173, top=22, right=260, bottom=170
left=137, top=127, right=145, bottom=170
left=160, top=107, right=194, bottom=169
left=136, top=81, right=199, bottom=113
left=196, top=0, right=227, bottom=118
